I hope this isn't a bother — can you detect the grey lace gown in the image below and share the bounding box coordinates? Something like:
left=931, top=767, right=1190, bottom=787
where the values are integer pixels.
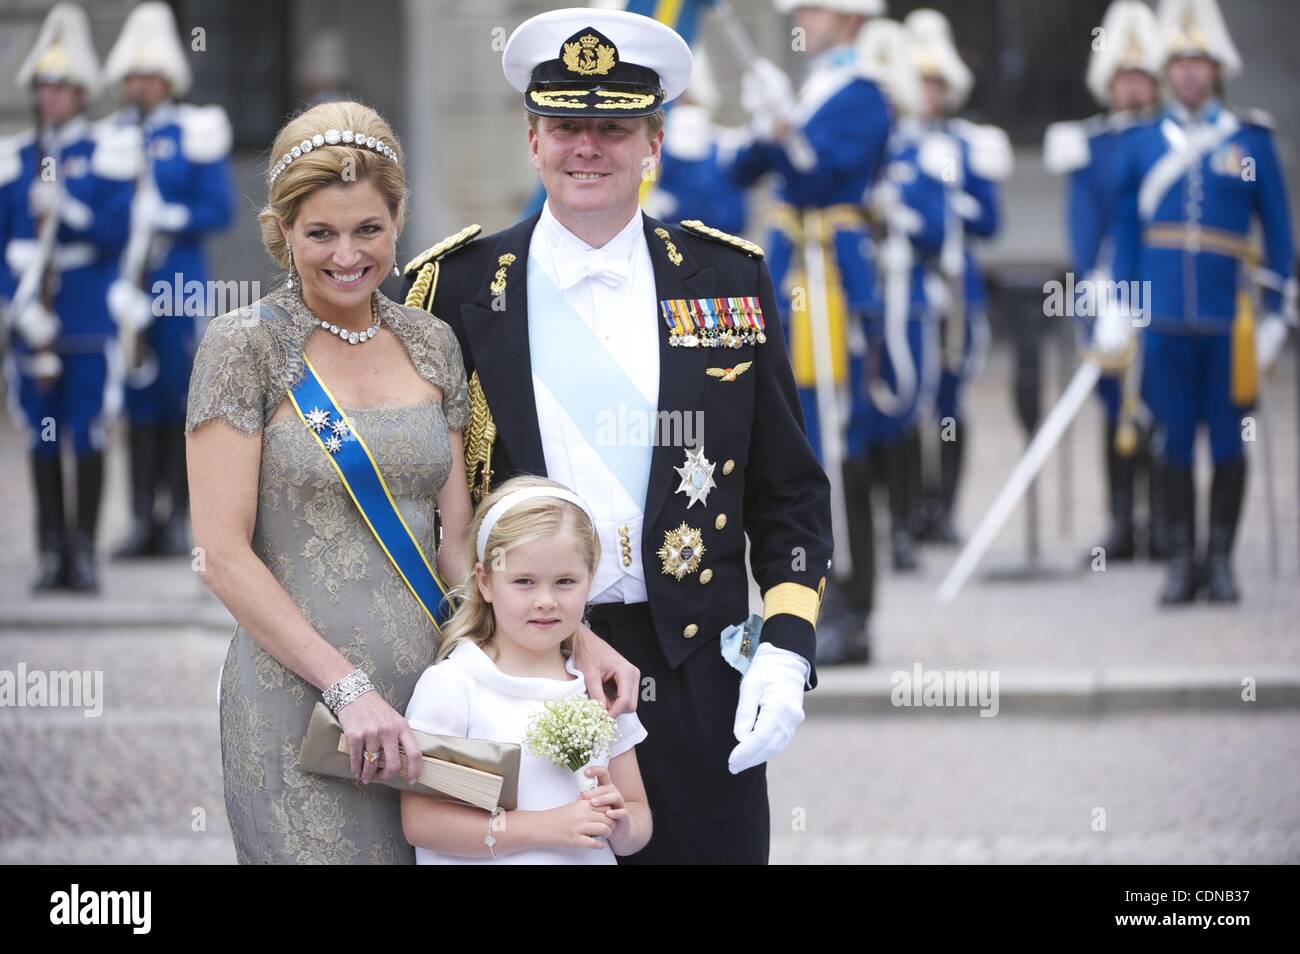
left=184, top=285, right=468, bottom=864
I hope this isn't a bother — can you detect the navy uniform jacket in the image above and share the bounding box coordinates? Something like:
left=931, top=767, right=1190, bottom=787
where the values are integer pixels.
left=1109, top=100, right=1295, bottom=334
left=403, top=213, right=832, bottom=686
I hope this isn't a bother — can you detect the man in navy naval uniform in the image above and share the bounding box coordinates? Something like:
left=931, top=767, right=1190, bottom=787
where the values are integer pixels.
left=1110, top=0, right=1295, bottom=605
left=403, top=8, right=831, bottom=864
left=1044, top=0, right=1165, bottom=564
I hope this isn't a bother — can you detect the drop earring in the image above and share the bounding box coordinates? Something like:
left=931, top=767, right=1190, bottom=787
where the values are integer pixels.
left=392, top=236, right=400, bottom=278
left=286, top=243, right=295, bottom=289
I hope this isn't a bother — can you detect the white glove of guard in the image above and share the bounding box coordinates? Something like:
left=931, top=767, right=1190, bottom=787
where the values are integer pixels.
left=728, top=643, right=808, bottom=775
left=1255, top=314, right=1288, bottom=373
left=918, top=132, right=963, bottom=187
left=108, top=279, right=155, bottom=332
left=741, top=58, right=797, bottom=141
left=15, top=300, right=60, bottom=349
left=152, top=201, right=190, bottom=232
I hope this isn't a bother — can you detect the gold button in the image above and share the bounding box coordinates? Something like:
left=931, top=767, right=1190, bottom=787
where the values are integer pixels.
left=722, top=459, right=735, bottom=475
left=700, top=569, right=713, bottom=584
left=683, top=623, right=699, bottom=638
left=714, top=513, right=727, bottom=531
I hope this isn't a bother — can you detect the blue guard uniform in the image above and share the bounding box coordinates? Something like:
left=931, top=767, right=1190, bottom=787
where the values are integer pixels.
left=102, top=0, right=237, bottom=558
left=2, top=5, right=134, bottom=593
left=855, top=116, right=949, bottom=569
left=1110, top=95, right=1294, bottom=602
left=726, top=36, right=891, bottom=659
left=1043, top=0, right=1166, bottom=562
left=919, top=116, right=1006, bottom=547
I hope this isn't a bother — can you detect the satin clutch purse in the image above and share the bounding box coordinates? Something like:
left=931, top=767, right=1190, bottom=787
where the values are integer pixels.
left=298, top=701, right=521, bottom=811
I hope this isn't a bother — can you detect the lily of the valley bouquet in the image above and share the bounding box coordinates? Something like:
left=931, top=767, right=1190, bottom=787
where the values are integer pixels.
left=525, top=696, right=617, bottom=793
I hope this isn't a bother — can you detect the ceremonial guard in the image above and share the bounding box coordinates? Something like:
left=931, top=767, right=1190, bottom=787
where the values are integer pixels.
left=901, top=9, right=1011, bottom=549
left=403, top=8, right=831, bottom=862
left=726, top=0, right=891, bottom=663
left=852, top=14, right=941, bottom=572
left=1109, top=0, right=1295, bottom=604
left=103, top=2, right=235, bottom=558
left=2, top=4, right=133, bottom=592
left=1044, top=1, right=1165, bottom=562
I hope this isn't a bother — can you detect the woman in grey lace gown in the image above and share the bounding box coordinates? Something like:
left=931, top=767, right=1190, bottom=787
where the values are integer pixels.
left=185, top=101, right=473, bottom=863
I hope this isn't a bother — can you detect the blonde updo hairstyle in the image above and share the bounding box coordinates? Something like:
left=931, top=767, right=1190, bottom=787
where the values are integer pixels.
left=259, top=100, right=407, bottom=269
left=435, top=476, right=601, bottom=665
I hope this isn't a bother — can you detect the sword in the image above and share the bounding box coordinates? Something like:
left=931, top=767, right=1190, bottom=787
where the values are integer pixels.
left=938, top=358, right=1102, bottom=603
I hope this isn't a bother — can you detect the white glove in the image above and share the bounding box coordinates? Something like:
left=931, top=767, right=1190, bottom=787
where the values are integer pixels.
left=728, top=643, right=808, bottom=775
left=108, top=279, right=155, bottom=332
left=151, top=201, right=190, bottom=232
left=1091, top=300, right=1134, bottom=358
left=28, top=179, right=59, bottom=218
left=918, top=132, right=963, bottom=186
left=1256, top=314, right=1288, bottom=373
left=14, top=300, right=60, bottom=349
left=742, top=58, right=796, bottom=141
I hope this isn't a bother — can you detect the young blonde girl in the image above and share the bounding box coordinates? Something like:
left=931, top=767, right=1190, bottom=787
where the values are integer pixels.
left=401, top=476, right=652, bottom=863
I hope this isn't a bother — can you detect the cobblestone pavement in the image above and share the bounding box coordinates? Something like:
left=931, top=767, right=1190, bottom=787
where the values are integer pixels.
left=2, top=344, right=1297, bottom=863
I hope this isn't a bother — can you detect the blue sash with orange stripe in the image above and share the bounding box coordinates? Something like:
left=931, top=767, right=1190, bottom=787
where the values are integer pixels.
left=287, top=354, right=452, bottom=632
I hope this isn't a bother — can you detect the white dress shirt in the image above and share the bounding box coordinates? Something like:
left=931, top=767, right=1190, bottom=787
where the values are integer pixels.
left=528, top=201, right=659, bottom=604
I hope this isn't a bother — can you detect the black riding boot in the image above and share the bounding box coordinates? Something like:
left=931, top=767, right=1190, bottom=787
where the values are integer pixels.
left=1142, top=438, right=1170, bottom=560
left=31, top=454, right=67, bottom=592
left=1097, top=422, right=1136, bottom=560
left=65, top=452, right=103, bottom=593
left=816, top=455, right=874, bottom=666
left=1159, top=464, right=1199, bottom=605
left=933, top=419, right=963, bottom=545
left=158, top=421, right=192, bottom=556
left=1204, top=458, right=1246, bottom=603
left=114, top=424, right=159, bottom=558
left=884, top=438, right=918, bottom=571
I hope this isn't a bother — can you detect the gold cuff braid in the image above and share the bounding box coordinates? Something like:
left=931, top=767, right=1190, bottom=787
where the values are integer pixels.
left=762, top=582, right=822, bottom=629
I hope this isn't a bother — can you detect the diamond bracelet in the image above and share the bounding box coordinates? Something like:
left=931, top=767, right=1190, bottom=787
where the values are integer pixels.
left=323, top=669, right=375, bottom=714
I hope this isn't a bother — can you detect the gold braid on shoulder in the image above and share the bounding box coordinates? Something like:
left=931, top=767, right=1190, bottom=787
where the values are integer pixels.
left=402, top=225, right=495, bottom=501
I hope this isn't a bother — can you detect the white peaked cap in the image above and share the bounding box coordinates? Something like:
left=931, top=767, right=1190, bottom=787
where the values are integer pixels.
left=503, top=7, right=693, bottom=116
left=856, top=18, right=923, bottom=118
left=16, top=3, right=101, bottom=95
left=775, top=0, right=887, bottom=15
left=104, top=1, right=192, bottom=96
left=904, top=8, right=973, bottom=110
left=1087, top=2, right=1159, bottom=106
left=1152, top=0, right=1241, bottom=78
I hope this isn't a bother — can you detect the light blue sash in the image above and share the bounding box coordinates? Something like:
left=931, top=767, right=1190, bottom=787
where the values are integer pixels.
left=527, top=259, right=654, bottom=507
left=287, top=354, right=452, bottom=632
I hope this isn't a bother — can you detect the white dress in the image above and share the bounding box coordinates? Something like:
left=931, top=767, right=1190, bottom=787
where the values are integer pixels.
left=404, top=640, right=647, bottom=865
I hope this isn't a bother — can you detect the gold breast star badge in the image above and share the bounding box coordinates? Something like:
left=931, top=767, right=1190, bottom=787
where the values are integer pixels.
left=658, top=523, right=706, bottom=580
left=674, top=445, right=717, bottom=508
left=706, top=361, right=752, bottom=382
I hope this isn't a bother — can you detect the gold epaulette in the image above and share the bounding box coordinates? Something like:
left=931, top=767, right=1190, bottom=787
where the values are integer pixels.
left=679, top=219, right=765, bottom=259
left=402, top=224, right=482, bottom=312
left=465, top=370, right=496, bottom=503
left=402, top=224, right=482, bottom=276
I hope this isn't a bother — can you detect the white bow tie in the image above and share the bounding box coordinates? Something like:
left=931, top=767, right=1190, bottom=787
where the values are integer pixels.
left=556, top=246, right=628, bottom=290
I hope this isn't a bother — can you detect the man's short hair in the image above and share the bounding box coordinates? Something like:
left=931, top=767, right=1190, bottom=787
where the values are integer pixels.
left=527, top=109, right=665, bottom=139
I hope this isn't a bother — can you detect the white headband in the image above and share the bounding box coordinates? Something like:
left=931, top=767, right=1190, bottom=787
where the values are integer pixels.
left=269, top=128, right=400, bottom=185
left=475, top=488, right=596, bottom=563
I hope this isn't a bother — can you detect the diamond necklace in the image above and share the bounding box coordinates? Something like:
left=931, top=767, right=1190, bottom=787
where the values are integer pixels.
left=318, top=296, right=381, bottom=345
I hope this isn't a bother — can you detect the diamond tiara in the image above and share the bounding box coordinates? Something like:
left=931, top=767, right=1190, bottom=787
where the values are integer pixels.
left=269, top=129, right=400, bottom=185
